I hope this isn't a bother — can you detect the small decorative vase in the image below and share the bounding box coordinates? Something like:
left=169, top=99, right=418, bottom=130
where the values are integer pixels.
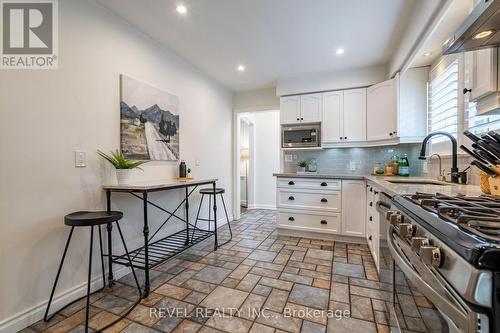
left=187, top=172, right=192, bottom=178
left=116, top=169, right=132, bottom=184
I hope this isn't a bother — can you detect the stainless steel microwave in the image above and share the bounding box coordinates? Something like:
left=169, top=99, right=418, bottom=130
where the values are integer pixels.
left=281, top=124, right=321, bottom=148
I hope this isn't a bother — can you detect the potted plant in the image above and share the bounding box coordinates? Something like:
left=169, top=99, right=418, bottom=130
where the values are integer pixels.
left=97, top=150, right=148, bottom=184
left=297, top=160, right=308, bottom=173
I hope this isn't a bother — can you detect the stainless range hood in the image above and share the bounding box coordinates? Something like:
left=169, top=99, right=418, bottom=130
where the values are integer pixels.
left=443, top=0, right=500, bottom=54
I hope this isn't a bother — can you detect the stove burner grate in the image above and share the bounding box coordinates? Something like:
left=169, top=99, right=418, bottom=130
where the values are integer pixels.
left=403, top=192, right=500, bottom=241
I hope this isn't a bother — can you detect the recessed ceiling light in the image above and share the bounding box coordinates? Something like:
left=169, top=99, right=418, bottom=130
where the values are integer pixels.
left=176, top=5, right=187, bottom=14
left=237, top=65, right=245, bottom=72
left=473, top=29, right=495, bottom=40
left=423, top=52, right=432, bottom=57
left=335, top=48, right=345, bottom=55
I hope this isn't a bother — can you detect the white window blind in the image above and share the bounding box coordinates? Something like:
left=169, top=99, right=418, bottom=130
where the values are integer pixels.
left=428, top=56, right=459, bottom=145
left=466, top=102, right=500, bottom=134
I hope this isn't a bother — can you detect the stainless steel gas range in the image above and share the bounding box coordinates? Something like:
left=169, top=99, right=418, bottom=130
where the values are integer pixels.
left=377, top=192, right=500, bottom=333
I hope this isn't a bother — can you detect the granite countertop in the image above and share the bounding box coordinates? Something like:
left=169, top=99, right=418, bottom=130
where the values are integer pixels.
left=273, top=173, right=482, bottom=197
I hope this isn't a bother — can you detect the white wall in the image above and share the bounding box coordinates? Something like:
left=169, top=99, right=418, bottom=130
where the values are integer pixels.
left=0, top=0, right=233, bottom=331
left=250, top=111, right=280, bottom=209
left=276, top=64, right=388, bottom=96
left=233, top=87, right=280, bottom=111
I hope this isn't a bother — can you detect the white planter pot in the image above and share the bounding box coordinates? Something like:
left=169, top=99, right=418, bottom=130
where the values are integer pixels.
left=298, top=167, right=306, bottom=173
left=116, top=169, right=133, bottom=184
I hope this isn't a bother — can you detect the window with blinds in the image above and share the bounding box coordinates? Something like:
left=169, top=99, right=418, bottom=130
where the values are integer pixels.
left=428, top=56, right=459, bottom=145
left=466, top=102, right=500, bottom=134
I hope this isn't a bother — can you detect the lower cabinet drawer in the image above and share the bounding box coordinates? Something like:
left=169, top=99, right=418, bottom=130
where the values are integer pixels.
left=277, top=178, right=341, bottom=190
left=278, top=189, right=341, bottom=212
left=278, top=210, right=341, bottom=234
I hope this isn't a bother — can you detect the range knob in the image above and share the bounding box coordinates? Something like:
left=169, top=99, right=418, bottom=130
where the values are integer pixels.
left=389, top=212, right=403, bottom=226
left=411, top=237, right=429, bottom=252
left=399, top=223, right=414, bottom=238
left=419, top=246, right=442, bottom=268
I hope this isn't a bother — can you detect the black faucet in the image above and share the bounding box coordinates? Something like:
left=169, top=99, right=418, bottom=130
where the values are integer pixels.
left=418, top=131, right=459, bottom=183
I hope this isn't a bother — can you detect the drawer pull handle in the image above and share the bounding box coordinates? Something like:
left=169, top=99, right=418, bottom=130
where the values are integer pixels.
left=288, top=217, right=295, bottom=221
left=369, top=235, right=372, bottom=241
left=369, top=216, right=373, bottom=222
left=321, top=198, right=328, bottom=203
left=374, top=190, right=379, bottom=195
left=288, top=196, right=295, bottom=201
left=288, top=181, right=295, bottom=185
left=320, top=220, right=328, bottom=225
left=369, top=202, right=373, bottom=207
left=320, top=182, right=328, bottom=187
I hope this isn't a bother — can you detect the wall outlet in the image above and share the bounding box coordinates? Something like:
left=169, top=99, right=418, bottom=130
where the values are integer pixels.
left=195, top=156, right=200, bottom=166
left=422, top=161, right=428, bottom=173
left=293, top=154, right=298, bottom=160
left=285, top=154, right=293, bottom=162
left=74, top=151, right=86, bottom=167
left=349, top=160, right=356, bottom=171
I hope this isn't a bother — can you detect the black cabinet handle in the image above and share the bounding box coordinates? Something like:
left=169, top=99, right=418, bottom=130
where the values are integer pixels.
left=296, top=117, right=300, bottom=121
left=374, top=190, right=379, bottom=195
left=392, top=131, right=397, bottom=135
left=389, top=132, right=393, bottom=136
left=369, top=216, right=373, bottom=221
left=463, top=88, right=472, bottom=94
left=370, top=187, right=373, bottom=192
left=321, top=198, right=328, bottom=203
left=369, top=202, right=373, bottom=207
left=369, top=235, right=372, bottom=241
left=339, top=137, right=343, bottom=140
left=288, top=217, right=295, bottom=221
left=320, top=220, right=328, bottom=225
left=301, top=117, right=304, bottom=120
left=288, top=196, right=295, bottom=201
left=288, top=181, right=295, bottom=185
left=344, top=136, right=347, bottom=140
left=320, top=182, right=328, bottom=187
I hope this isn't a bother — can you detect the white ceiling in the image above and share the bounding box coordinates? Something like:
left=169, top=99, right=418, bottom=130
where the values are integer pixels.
left=99, top=0, right=415, bottom=92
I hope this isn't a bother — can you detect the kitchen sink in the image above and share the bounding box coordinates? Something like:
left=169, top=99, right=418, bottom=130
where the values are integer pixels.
left=385, top=179, right=452, bottom=186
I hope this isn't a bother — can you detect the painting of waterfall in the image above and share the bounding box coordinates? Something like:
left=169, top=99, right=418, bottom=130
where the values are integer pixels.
left=120, top=75, right=180, bottom=161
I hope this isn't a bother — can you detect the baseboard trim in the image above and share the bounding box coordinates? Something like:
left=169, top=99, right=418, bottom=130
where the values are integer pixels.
left=248, top=204, right=276, bottom=210
left=0, top=266, right=131, bottom=333
left=277, top=227, right=367, bottom=244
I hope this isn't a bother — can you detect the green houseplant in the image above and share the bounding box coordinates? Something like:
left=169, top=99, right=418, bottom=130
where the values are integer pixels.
left=97, top=150, right=147, bottom=184
left=297, top=160, right=308, bottom=173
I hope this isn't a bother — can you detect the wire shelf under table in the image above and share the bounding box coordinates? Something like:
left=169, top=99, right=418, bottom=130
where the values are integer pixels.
left=111, top=228, right=213, bottom=270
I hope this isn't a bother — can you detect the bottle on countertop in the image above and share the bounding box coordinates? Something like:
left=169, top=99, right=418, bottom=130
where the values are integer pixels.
left=398, top=154, right=410, bottom=177
left=179, top=160, right=187, bottom=178
left=391, top=154, right=399, bottom=175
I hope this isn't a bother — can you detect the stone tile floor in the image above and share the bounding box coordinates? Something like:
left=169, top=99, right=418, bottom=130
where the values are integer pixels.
left=23, top=209, right=407, bottom=333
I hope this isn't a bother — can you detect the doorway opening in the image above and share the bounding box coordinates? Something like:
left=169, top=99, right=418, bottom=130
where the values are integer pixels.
left=234, top=110, right=280, bottom=219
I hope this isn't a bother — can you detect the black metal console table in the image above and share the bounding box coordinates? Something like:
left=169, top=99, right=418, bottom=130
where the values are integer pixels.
left=103, top=178, right=219, bottom=297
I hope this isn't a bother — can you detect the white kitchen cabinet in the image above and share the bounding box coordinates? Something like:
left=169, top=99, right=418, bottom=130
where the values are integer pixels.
left=280, top=96, right=301, bottom=124
left=343, top=88, right=367, bottom=142
left=322, top=88, right=366, bottom=144
left=341, top=180, right=366, bottom=237
left=465, top=48, right=498, bottom=101
left=300, top=93, right=322, bottom=123
left=322, top=91, right=343, bottom=143
left=367, top=78, right=398, bottom=142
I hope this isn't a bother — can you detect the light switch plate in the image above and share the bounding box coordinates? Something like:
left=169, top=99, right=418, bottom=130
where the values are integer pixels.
left=195, top=156, right=200, bottom=166
left=75, top=151, right=86, bottom=167
left=285, top=154, right=293, bottom=162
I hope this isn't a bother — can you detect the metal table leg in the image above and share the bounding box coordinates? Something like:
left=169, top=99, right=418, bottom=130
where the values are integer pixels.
left=185, top=187, right=190, bottom=245
left=106, top=190, right=114, bottom=287
left=142, top=191, right=150, bottom=297
left=213, top=181, right=218, bottom=251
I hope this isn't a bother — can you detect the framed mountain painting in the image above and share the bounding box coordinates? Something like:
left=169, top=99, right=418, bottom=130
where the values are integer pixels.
left=120, top=75, right=180, bottom=161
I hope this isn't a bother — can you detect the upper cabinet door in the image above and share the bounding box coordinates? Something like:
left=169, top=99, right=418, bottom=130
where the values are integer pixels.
left=367, top=78, right=397, bottom=141
left=280, top=96, right=300, bottom=124
left=300, top=93, right=322, bottom=123
left=343, top=88, right=367, bottom=142
left=322, top=91, right=343, bottom=143
left=465, top=48, right=498, bottom=101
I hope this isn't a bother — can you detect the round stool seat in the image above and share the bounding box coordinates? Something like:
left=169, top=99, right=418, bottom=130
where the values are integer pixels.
left=199, top=188, right=225, bottom=195
left=64, top=211, right=123, bottom=227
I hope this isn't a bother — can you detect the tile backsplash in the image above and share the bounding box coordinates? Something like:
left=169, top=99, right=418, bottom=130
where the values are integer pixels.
left=283, top=144, right=425, bottom=175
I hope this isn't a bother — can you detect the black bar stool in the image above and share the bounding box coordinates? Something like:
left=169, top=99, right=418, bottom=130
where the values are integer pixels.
left=44, top=211, right=142, bottom=332
left=193, top=188, right=233, bottom=246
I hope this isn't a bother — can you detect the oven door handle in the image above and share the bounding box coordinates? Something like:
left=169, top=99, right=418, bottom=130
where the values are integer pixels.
left=376, top=200, right=391, bottom=215
left=386, top=225, right=472, bottom=332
